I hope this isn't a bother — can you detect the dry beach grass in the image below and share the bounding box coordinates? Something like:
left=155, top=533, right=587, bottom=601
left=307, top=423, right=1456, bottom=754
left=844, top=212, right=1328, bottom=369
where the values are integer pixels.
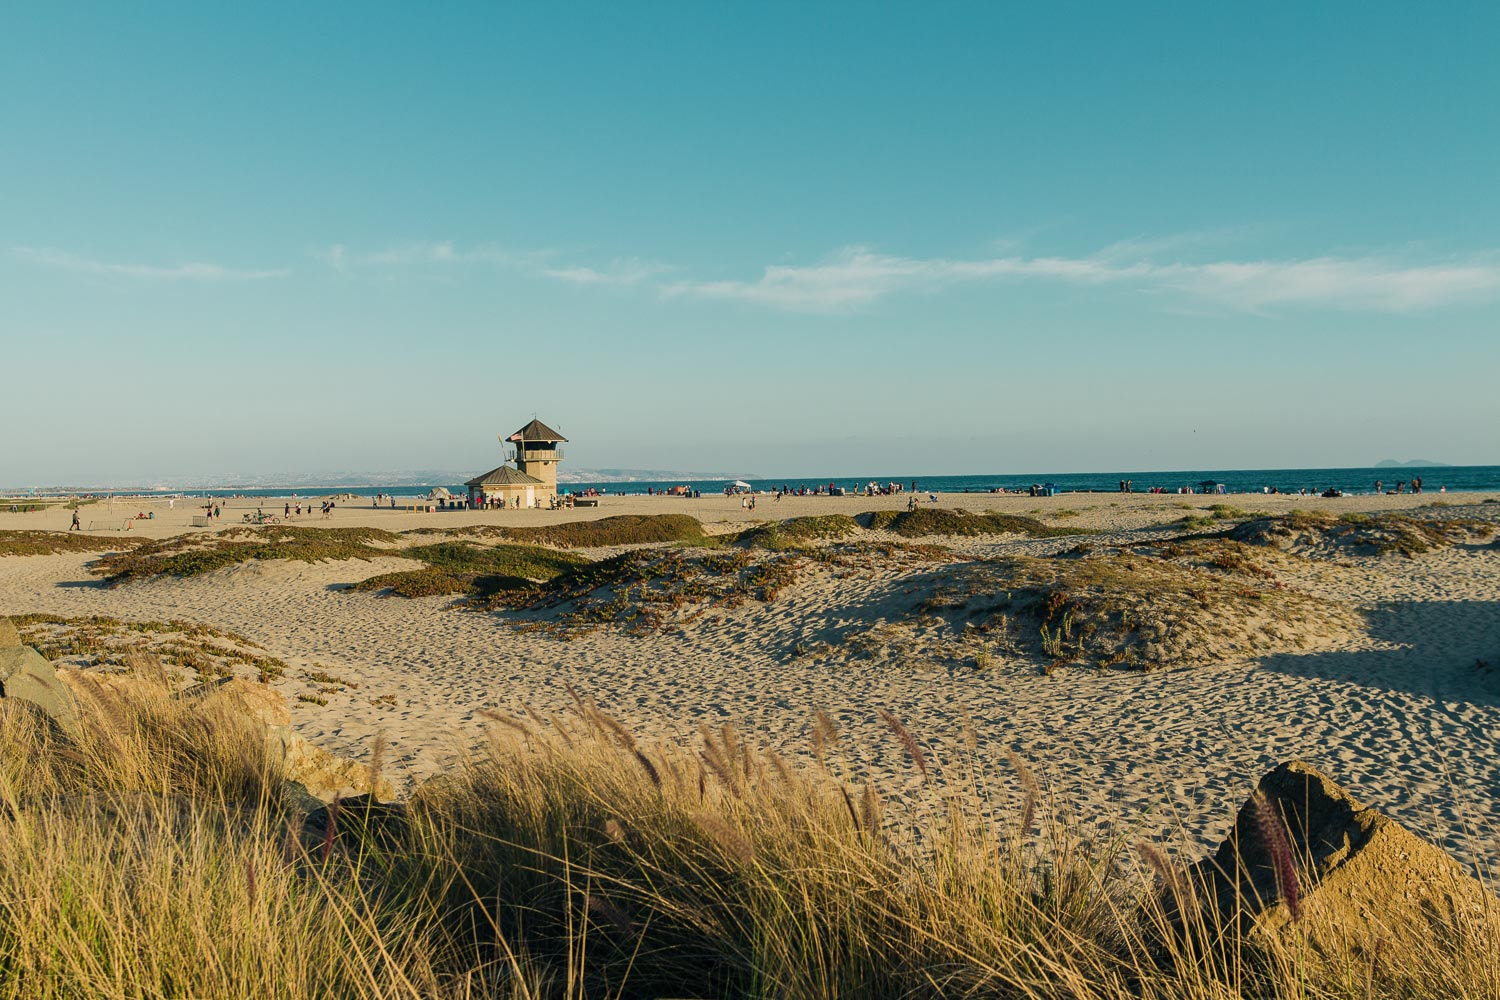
left=0, top=656, right=1496, bottom=998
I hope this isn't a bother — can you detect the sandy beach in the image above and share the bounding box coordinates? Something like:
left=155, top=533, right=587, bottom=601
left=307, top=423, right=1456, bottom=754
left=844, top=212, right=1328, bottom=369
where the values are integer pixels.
left=4, top=489, right=1499, bottom=867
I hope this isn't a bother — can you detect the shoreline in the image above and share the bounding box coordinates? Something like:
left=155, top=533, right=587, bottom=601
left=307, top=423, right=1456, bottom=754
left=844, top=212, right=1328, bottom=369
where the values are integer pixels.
left=7, top=462, right=1498, bottom=501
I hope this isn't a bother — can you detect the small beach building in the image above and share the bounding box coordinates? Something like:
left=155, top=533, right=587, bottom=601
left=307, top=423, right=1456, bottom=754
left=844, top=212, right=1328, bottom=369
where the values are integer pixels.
left=465, top=418, right=568, bottom=509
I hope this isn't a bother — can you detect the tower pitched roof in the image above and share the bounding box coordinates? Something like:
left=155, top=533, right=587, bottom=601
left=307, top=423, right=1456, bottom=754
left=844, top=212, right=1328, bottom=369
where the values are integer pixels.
left=465, top=465, right=546, bottom=488
left=508, top=418, right=567, bottom=443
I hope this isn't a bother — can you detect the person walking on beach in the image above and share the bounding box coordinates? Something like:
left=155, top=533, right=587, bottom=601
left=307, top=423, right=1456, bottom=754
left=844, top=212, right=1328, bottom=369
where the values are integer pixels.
left=1374, top=480, right=1382, bottom=495
left=69, top=510, right=81, bottom=531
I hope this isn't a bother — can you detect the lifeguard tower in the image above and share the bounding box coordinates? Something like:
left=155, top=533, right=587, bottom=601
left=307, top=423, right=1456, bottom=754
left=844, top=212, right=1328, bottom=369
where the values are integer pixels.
left=465, top=418, right=568, bottom=509
left=508, top=418, right=566, bottom=496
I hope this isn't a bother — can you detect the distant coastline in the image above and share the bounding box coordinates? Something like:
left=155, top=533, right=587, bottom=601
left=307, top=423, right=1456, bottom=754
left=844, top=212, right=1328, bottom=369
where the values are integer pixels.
left=8, top=463, right=1499, bottom=498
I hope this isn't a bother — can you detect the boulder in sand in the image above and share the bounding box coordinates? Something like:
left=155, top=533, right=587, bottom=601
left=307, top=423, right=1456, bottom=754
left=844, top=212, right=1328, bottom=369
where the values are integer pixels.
left=0, top=645, right=81, bottom=733
left=1183, top=760, right=1500, bottom=956
left=275, top=733, right=396, bottom=806
left=0, top=617, right=21, bottom=649
left=180, top=676, right=292, bottom=728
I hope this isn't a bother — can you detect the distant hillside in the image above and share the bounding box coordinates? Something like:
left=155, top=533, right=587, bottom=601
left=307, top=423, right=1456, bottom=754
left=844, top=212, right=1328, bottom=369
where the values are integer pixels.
left=1374, top=459, right=1450, bottom=469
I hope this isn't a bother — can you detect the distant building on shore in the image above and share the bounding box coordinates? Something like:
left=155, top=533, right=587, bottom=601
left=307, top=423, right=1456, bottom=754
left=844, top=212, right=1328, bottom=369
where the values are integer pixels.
left=465, top=418, right=568, bottom=508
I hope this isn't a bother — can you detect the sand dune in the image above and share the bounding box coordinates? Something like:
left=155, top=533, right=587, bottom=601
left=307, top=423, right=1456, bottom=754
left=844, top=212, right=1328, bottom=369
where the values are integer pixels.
left=3, top=491, right=1498, bottom=867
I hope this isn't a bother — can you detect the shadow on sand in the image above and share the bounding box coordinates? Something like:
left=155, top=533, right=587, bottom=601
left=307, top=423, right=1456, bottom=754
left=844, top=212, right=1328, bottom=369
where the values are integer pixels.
left=1255, top=599, right=1500, bottom=705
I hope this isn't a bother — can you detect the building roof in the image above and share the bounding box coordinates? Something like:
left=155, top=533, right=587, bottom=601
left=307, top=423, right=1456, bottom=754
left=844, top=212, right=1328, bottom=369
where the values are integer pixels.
left=465, top=465, right=546, bottom=488
left=508, top=418, right=568, bottom=443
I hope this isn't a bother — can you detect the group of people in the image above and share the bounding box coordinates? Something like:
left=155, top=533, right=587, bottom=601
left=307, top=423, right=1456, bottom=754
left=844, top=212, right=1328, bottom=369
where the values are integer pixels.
left=1374, top=478, right=1432, bottom=495
left=863, top=481, right=915, bottom=497
left=281, top=501, right=337, bottom=518
left=473, top=495, right=526, bottom=509
left=768, top=483, right=845, bottom=497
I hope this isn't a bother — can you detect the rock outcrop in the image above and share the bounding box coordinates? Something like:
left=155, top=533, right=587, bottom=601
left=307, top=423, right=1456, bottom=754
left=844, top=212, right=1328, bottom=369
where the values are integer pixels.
left=1183, top=760, right=1500, bottom=957
left=181, top=676, right=293, bottom=728
left=0, top=617, right=21, bottom=649
left=176, top=678, right=393, bottom=802
left=0, top=642, right=81, bottom=734
left=275, top=734, right=396, bottom=806
left=55, top=659, right=391, bottom=806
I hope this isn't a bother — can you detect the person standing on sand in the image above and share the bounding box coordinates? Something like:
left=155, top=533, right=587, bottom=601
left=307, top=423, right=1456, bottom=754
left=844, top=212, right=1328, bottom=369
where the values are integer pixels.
left=70, top=510, right=81, bottom=531
left=1375, top=480, right=1382, bottom=495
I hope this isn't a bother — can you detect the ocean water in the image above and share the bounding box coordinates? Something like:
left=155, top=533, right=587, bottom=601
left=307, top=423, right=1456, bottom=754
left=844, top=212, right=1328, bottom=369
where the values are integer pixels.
left=566, top=465, right=1498, bottom=497
left=46, top=465, right=1500, bottom=499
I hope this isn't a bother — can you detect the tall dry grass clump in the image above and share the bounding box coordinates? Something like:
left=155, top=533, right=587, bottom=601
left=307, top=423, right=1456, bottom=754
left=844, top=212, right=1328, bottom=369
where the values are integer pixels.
left=420, top=705, right=1136, bottom=999
left=0, top=656, right=458, bottom=997
left=0, top=654, right=1494, bottom=997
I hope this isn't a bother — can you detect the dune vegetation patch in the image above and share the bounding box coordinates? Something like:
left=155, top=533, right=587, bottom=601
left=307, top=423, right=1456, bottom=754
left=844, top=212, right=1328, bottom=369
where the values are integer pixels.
left=11, top=613, right=292, bottom=683
left=487, top=536, right=960, bottom=637
left=408, top=513, right=708, bottom=548
left=1231, top=511, right=1494, bottom=559
left=0, top=530, right=148, bottom=558
left=91, top=526, right=403, bottom=584
left=350, top=541, right=587, bottom=599
left=1135, top=537, right=1283, bottom=582
left=917, top=547, right=1359, bottom=671
left=860, top=508, right=1092, bottom=539
left=1177, top=503, right=1259, bottom=530
left=733, top=514, right=861, bottom=550
left=488, top=546, right=807, bottom=636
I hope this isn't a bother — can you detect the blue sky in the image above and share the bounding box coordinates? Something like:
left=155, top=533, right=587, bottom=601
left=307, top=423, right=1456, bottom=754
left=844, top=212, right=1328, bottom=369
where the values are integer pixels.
left=3, top=3, right=1497, bottom=484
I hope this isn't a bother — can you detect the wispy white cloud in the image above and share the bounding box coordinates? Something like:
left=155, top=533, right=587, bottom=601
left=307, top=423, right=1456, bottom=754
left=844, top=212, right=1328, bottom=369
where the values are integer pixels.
left=661, top=247, right=1141, bottom=311
left=11, top=246, right=288, bottom=281
left=318, top=241, right=552, bottom=274
left=320, top=240, right=670, bottom=291
left=542, top=257, right=672, bottom=286
left=1155, top=257, right=1500, bottom=311
left=661, top=244, right=1500, bottom=314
